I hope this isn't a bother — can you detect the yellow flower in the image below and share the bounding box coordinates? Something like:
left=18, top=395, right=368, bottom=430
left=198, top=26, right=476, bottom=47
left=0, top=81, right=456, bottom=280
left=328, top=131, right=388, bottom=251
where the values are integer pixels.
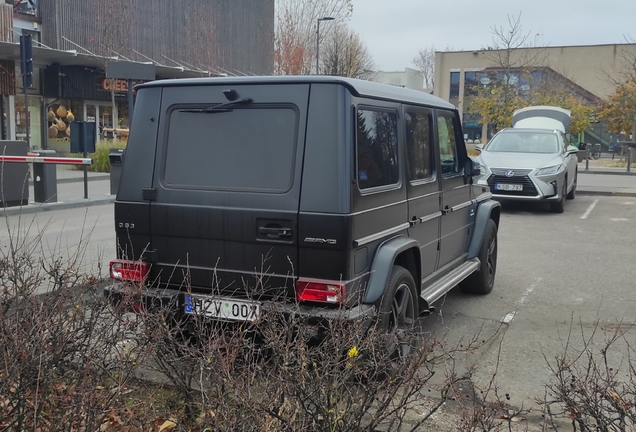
left=348, top=346, right=359, bottom=358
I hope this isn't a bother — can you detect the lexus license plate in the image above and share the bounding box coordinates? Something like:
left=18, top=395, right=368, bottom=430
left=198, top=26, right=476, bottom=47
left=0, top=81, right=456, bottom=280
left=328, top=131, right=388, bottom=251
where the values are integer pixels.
left=495, top=183, right=523, bottom=191
left=185, top=295, right=260, bottom=322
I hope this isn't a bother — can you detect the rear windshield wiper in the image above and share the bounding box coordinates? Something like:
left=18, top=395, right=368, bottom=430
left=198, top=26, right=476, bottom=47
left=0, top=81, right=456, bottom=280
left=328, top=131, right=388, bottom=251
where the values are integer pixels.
left=179, top=97, right=253, bottom=113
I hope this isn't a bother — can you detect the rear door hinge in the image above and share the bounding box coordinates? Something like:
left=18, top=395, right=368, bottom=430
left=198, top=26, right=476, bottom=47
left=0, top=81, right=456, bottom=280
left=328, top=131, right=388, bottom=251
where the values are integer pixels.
left=142, top=187, right=157, bottom=201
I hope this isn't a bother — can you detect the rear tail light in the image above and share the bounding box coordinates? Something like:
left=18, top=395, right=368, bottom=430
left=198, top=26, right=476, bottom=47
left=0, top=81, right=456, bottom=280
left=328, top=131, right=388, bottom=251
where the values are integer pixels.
left=110, top=260, right=149, bottom=282
left=296, top=278, right=345, bottom=304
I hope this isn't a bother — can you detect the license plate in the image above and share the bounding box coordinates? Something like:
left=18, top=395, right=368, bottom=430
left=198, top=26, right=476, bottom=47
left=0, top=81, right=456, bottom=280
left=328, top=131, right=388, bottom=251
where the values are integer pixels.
left=185, top=295, right=260, bottom=322
left=495, top=183, right=523, bottom=191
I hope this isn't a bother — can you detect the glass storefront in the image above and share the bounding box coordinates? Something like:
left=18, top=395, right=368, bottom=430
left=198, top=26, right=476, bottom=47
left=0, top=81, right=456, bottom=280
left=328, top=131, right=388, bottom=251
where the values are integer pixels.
left=46, top=100, right=83, bottom=154
left=116, top=100, right=129, bottom=129
left=14, top=95, right=42, bottom=150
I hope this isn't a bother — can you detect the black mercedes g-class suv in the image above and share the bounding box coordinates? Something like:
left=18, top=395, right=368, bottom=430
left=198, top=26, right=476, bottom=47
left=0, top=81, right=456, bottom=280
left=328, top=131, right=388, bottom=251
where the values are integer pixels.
left=107, top=76, right=500, bottom=337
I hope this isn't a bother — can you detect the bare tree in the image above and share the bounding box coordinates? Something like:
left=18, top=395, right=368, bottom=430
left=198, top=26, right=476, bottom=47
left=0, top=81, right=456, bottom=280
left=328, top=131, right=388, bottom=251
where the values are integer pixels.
left=413, top=45, right=435, bottom=89
left=599, top=37, right=636, bottom=141
left=274, top=0, right=353, bottom=75
left=320, top=23, right=374, bottom=79
left=467, top=13, right=548, bottom=133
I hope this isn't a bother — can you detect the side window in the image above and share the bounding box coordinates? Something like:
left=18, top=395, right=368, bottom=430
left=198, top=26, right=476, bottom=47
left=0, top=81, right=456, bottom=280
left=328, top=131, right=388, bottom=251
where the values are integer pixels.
left=405, top=110, right=434, bottom=182
left=356, top=108, right=399, bottom=190
left=437, top=112, right=460, bottom=176
left=561, top=133, right=569, bottom=151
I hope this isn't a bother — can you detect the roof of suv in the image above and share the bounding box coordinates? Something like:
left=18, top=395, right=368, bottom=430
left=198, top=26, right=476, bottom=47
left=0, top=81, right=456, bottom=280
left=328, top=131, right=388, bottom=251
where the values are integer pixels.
left=137, top=75, right=455, bottom=109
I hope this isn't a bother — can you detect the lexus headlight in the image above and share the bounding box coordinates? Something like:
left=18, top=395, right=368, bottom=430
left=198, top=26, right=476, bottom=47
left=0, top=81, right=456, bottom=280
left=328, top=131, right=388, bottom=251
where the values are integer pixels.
left=536, top=165, right=561, bottom=176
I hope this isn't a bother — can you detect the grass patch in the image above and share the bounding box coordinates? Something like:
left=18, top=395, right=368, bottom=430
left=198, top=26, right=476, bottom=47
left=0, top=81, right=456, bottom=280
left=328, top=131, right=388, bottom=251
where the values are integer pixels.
left=72, top=140, right=126, bottom=173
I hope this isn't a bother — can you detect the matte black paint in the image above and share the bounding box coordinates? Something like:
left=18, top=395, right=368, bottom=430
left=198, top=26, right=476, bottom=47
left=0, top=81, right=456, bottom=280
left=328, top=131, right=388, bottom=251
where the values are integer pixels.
left=112, top=76, right=500, bottom=322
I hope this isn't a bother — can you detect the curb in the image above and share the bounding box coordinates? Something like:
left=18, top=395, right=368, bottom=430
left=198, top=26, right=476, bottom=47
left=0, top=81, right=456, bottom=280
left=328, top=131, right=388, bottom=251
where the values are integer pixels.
left=578, top=170, right=636, bottom=176
left=28, top=175, right=111, bottom=185
left=0, top=196, right=115, bottom=216
left=577, top=190, right=636, bottom=197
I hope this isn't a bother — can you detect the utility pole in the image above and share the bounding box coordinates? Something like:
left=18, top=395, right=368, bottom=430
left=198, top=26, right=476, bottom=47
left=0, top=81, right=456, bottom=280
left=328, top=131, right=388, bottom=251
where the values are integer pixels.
left=20, top=34, right=33, bottom=148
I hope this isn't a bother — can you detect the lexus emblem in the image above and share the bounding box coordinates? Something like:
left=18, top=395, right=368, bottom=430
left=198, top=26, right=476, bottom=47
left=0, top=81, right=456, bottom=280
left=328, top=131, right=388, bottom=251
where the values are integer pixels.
left=504, top=170, right=515, bottom=177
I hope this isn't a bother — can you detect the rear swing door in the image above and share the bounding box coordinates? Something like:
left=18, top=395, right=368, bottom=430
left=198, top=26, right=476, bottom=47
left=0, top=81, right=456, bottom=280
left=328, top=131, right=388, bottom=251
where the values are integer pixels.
left=148, top=84, right=309, bottom=307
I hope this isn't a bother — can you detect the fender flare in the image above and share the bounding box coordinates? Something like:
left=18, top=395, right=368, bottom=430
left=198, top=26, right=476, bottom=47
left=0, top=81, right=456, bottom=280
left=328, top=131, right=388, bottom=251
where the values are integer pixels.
left=363, top=236, right=420, bottom=305
left=467, top=199, right=501, bottom=259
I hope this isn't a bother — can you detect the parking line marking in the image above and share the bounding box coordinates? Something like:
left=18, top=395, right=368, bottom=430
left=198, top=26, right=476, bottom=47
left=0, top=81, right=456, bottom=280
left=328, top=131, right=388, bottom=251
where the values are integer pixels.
left=502, top=312, right=516, bottom=324
left=581, top=199, right=599, bottom=220
left=501, top=278, right=542, bottom=325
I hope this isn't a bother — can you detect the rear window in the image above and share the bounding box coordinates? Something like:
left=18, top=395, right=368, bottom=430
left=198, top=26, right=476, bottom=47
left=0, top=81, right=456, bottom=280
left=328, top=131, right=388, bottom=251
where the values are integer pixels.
left=163, top=106, right=298, bottom=192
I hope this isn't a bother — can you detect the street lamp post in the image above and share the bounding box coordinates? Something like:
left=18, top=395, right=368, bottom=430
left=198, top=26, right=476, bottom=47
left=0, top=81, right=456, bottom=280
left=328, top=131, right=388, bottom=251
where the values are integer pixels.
left=316, top=17, right=334, bottom=74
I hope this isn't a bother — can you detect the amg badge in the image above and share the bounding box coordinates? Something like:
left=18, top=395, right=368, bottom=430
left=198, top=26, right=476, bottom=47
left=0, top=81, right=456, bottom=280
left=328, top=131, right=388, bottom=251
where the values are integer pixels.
left=304, top=237, right=337, bottom=245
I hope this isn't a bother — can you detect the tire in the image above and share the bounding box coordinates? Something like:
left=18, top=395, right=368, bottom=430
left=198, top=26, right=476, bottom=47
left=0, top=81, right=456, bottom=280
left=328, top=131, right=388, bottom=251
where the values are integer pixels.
left=460, top=219, right=497, bottom=295
left=567, top=170, right=577, bottom=200
left=592, top=150, right=601, bottom=160
left=377, top=266, right=419, bottom=361
left=550, top=178, right=566, bottom=213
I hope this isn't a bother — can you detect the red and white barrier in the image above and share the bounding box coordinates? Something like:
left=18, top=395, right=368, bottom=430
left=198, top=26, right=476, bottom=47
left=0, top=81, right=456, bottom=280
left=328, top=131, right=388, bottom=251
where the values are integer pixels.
left=0, top=155, right=93, bottom=165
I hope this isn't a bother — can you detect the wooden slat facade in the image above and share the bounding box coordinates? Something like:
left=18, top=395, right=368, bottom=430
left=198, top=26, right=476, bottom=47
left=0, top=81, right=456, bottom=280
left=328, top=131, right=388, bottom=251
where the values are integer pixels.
left=38, top=0, right=274, bottom=75
left=0, top=4, right=12, bottom=43
left=0, top=59, right=16, bottom=96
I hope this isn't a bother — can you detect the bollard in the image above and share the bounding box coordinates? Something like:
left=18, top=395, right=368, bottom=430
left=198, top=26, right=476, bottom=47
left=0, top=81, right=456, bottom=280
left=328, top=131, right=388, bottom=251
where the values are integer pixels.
left=109, top=148, right=125, bottom=195
left=33, top=150, right=58, bottom=203
left=0, top=141, right=29, bottom=207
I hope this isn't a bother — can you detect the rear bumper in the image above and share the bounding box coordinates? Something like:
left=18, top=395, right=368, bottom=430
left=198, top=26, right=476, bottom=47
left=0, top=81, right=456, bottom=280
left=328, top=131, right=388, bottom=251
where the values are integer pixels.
left=104, top=283, right=376, bottom=331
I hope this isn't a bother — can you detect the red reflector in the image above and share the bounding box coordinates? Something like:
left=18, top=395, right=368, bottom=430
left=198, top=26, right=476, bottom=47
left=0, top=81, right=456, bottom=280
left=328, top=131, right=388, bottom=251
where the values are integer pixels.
left=131, top=302, right=145, bottom=313
left=296, top=279, right=345, bottom=304
left=110, top=260, right=149, bottom=282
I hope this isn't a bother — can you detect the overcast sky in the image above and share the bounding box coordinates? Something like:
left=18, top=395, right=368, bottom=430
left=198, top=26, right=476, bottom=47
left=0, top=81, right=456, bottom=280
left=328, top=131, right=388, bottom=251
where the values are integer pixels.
left=346, top=0, right=636, bottom=71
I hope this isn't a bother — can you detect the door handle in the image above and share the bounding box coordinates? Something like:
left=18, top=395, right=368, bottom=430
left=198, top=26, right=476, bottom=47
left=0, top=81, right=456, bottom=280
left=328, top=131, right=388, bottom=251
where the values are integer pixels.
left=258, top=227, right=292, bottom=238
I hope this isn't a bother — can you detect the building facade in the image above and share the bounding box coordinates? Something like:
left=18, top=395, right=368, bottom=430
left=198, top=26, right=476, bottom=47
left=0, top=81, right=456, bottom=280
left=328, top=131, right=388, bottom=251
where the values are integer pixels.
left=434, top=43, right=636, bottom=144
left=1, top=0, right=275, bottom=152
left=373, top=67, right=428, bottom=92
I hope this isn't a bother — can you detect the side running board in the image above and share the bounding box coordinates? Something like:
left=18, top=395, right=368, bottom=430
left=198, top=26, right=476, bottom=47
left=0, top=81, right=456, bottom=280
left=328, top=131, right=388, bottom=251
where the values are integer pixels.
left=420, top=258, right=480, bottom=306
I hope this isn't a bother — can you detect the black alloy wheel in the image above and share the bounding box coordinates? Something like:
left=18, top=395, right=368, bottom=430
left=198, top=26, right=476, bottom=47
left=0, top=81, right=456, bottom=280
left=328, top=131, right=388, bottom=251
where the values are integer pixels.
left=379, top=266, right=419, bottom=361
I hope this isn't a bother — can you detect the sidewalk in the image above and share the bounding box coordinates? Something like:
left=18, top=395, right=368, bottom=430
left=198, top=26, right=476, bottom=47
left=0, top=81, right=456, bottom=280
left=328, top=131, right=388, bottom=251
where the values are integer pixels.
left=3, top=162, right=636, bottom=217
left=1, top=165, right=114, bottom=216
left=576, top=159, right=636, bottom=196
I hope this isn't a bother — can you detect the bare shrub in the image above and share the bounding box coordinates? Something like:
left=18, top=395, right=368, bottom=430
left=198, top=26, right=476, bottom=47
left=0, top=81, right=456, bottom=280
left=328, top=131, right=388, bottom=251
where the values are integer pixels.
left=0, top=215, right=148, bottom=431
left=541, top=319, right=636, bottom=431
left=109, top=271, right=509, bottom=432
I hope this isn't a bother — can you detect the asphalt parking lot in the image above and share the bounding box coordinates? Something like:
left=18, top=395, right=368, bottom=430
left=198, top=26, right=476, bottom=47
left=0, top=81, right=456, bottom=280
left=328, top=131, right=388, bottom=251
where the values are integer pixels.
left=2, top=193, right=635, bottom=427
left=424, top=194, right=636, bottom=421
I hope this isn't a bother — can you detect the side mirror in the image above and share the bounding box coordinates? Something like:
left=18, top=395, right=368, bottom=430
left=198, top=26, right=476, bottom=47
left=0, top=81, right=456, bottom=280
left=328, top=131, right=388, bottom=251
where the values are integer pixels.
left=566, top=145, right=579, bottom=156
left=465, top=157, right=481, bottom=176
left=475, top=144, right=484, bottom=152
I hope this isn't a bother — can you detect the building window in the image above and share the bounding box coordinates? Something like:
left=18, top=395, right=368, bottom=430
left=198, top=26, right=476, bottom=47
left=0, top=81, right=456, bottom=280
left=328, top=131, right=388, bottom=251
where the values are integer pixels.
left=464, top=71, right=480, bottom=97
left=356, top=108, right=399, bottom=190
left=449, top=72, right=460, bottom=107
left=462, top=112, right=482, bottom=141
left=14, top=96, right=42, bottom=150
